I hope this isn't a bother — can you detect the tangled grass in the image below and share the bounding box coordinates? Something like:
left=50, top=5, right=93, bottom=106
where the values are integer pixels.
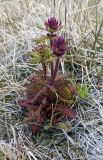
left=0, top=0, right=103, bottom=159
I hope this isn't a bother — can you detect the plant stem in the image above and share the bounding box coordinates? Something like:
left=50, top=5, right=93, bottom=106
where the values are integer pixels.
left=42, top=62, right=46, bottom=80
left=51, top=57, right=60, bottom=84
left=51, top=62, right=54, bottom=78
left=50, top=37, right=54, bottom=78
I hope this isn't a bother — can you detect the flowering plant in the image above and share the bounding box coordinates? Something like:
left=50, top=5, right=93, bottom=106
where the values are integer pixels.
left=18, top=17, right=88, bottom=134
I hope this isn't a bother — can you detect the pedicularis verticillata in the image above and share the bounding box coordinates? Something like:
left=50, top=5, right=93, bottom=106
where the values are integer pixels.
left=18, top=17, right=88, bottom=134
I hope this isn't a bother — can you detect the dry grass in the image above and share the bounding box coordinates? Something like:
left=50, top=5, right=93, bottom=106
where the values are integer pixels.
left=0, top=0, right=103, bottom=159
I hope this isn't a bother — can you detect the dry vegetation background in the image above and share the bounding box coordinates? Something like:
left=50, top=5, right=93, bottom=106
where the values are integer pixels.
left=0, top=0, right=103, bottom=159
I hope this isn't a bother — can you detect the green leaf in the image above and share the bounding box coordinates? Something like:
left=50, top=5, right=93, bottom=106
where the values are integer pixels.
left=59, top=122, right=69, bottom=132
left=36, top=25, right=45, bottom=30
left=30, top=52, right=41, bottom=64
left=40, top=48, right=52, bottom=62
left=77, top=84, right=88, bottom=99
left=35, top=36, right=48, bottom=45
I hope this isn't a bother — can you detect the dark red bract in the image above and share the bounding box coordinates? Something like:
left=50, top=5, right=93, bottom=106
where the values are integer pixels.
left=44, top=17, right=61, bottom=32
left=52, top=36, right=68, bottom=57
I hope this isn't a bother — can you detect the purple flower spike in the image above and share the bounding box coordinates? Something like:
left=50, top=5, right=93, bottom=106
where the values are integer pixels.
left=52, top=36, right=68, bottom=57
left=44, top=17, right=61, bottom=32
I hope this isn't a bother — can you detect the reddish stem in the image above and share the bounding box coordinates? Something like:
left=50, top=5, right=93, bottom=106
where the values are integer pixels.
left=41, top=62, right=46, bottom=80
left=51, top=62, right=54, bottom=78
left=50, top=38, right=54, bottom=78
left=51, top=57, right=60, bottom=85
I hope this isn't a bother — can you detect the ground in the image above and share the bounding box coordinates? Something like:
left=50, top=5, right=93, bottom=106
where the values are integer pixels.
left=0, top=0, right=103, bottom=159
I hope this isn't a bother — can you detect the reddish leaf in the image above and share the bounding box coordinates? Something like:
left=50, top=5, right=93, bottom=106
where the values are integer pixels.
left=32, top=116, right=43, bottom=134
left=51, top=115, right=59, bottom=126
left=18, top=99, right=33, bottom=108
left=55, top=105, right=76, bottom=119
left=18, top=73, right=76, bottom=134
